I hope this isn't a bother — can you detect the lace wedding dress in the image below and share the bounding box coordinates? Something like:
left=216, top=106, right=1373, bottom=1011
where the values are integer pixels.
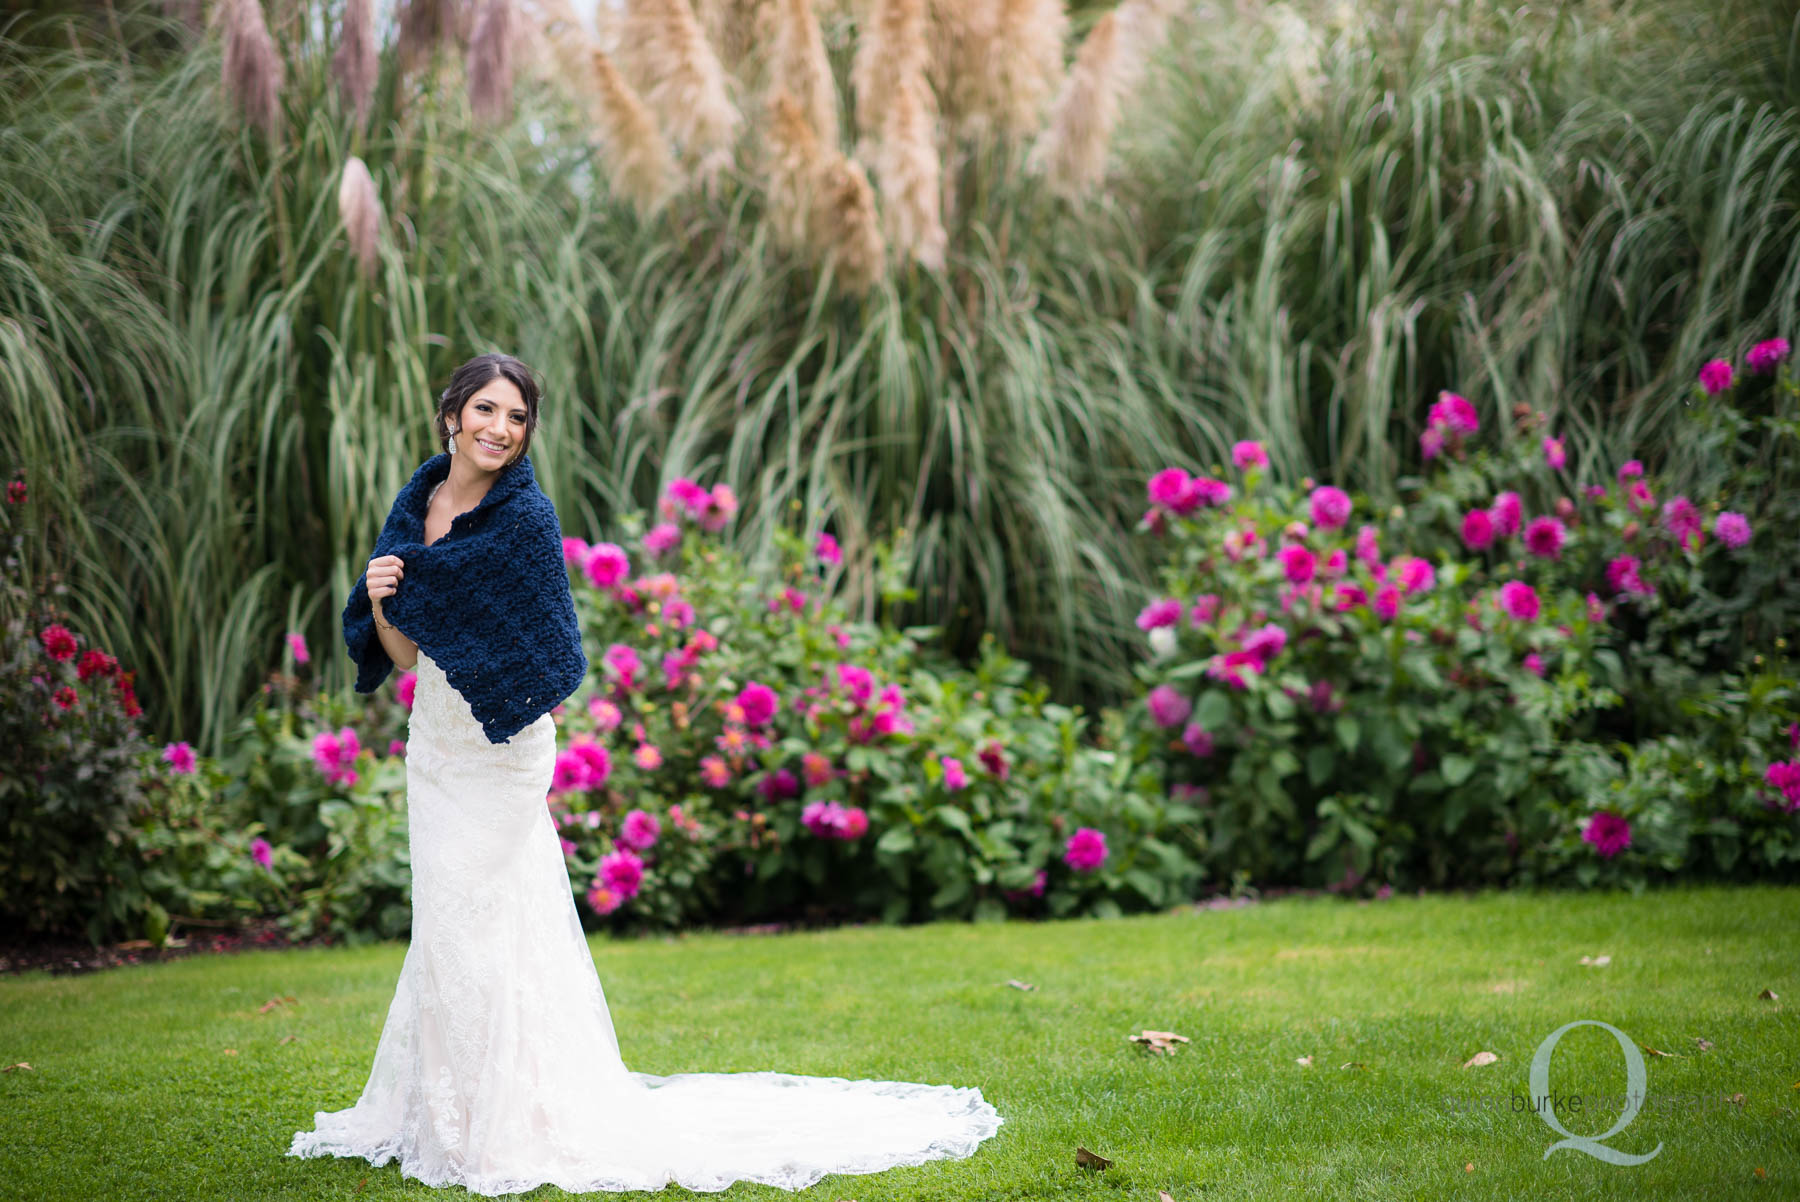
left=288, top=650, right=1003, bottom=1195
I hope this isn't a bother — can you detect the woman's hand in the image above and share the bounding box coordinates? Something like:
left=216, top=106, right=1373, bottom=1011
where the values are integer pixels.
left=367, top=554, right=405, bottom=604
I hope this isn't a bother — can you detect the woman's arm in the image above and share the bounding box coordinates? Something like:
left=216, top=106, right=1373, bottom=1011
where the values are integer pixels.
left=371, top=597, right=420, bottom=670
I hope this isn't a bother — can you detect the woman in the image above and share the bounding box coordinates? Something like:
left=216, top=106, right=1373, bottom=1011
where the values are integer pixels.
left=288, top=353, right=1003, bottom=1194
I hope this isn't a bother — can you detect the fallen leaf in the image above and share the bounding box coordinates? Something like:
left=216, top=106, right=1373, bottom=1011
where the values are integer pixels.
left=1696, top=1038, right=1713, bottom=1052
left=259, top=994, right=298, bottom=1014
left=1463, top=1051, right=1500, bottom=1068
left=1295, top=1055, right=1313, bottom=1067
left=1075, top=1146, right=1113, bottom=1170
left=1731, top=1093, right=1746, bottom=1107
left=1003, top=980, right=1036, bottom=992
left=1159, top=1193, right=1176, bottom=1202
left=1759, top=989, right=1779, bottom=1001
left=1641, top=1045, right=1675, bottom=1058
left=1464, top=1163, right=1475, bottom=1173
left=1578, top=955, right=1611, bottom=967
left=1340, top=1061, right=1367, bottom=1070
left=2, top=1063, right=31, bottom=1072
left=1755, top=1168, right=1767, bottom=1180
left=1128, top=1030, right=1191, bottom=1055
left=222, top=1048, right=238, bottom=1056
left=278, top=1035, right=298, bottom=1046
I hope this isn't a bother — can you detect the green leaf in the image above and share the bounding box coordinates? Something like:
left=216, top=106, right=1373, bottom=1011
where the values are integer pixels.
left=1441, top=755, right=1475, bottom=786
left=1195, top=689, right=1232, bottom=732
left=1335, top=714, right=1361, bottom=753
left=875, top=825, right=915, bottom=855
left=973, top=897, right=1008, bottom=923
left=1306, top=745, right=1336, bottom=787
left=1265, top=689, right=1296, bottom=720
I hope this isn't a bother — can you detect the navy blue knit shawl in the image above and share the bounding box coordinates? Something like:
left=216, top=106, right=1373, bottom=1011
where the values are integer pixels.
left=342, top=452, right=588, bottom=745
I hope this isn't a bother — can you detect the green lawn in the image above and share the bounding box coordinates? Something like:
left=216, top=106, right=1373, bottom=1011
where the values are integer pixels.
left=1, top=886, right=1795, bottom=1201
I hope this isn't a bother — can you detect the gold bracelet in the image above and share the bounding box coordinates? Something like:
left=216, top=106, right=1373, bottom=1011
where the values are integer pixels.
left=374, top=612, right=396, bottom=631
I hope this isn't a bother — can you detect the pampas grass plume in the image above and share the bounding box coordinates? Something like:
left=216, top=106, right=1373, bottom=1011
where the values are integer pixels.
left=814, top=153, right=886, bottom=295
left=621, top=0, right=742, bottom=180
left=221, top=0, right=284, bottom=138
left=872, top=65, right=945, bottom=269
left=337, top=156, right=383, bottom=278
left=852, top=0, right=927, bottom=151
left=765, top=89, right=826, bottom=252
left=332, top=0, right=379, bottom=127
left=774, top=0, right=838, bottom=150
left=589, top=46, right=679, bottom=215
left=467, top=0, right=517, bottom=124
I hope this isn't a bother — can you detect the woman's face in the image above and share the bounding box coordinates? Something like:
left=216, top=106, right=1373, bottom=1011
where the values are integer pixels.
left=456, top=376, right=528, bottom=468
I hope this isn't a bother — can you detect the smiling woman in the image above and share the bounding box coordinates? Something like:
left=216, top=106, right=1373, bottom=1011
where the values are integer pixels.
left=299, top=352, right=1003, bottom=1195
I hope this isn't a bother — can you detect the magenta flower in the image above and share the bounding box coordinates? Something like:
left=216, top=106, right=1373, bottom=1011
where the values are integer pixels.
left=1746, top=337, right=1790, bottom=375
left=664, top=478, right=709, bottom=520
left=1522, top=652, right=1545, bottom=677
left=1585, top=592, right=1606, bottom=622
left=1063, top=827, right=1109, bottom=873
left=1617, top=460, right=1643, bottom=481
left=1491, top=492, right=1523, bottom=537
left=583, top=542, right=630, bottom=589
left=1394, top=556, right=1435, bottom=596
left=1580, top=811, right=1632, bottom=858
left=562, top=536, right=589, bottom=565
left=1428, top=392, right=1480, bottom=436
left=286, top=631, right=311, bottom=665
left=834, top=663, right=875, bottom=706
left=599, top=848, right=645, bottom=899
left=697, top=483, right=738, bottom=533
left=395, top=669, right=418, bottom=709
left=1310, top=485, right=1353, bottom=529
left=51, top=686, right=77, bottom=711
left=1147, top=467, right=1197, bottom=514
left=643, top=522, right=682, bottom=557
left=162, top=741, right=197, bottom=774
left=736, top=681, right=779, bottom=726
left=758, top=768, right=799, bottom=800
left=1497, top=581, right=1540, bottom=622
left=632, top=744, right=662, bottom=771
left=589, top=697, right=622, bottom=730
left=1277, top=544, right=1316, bottom=585
left=1189, top=594, right=1221, bottom=625
left=1136, top=598, right=1184, bottom=630
left=39, top=624, right=78, bottom=662
left=603, top=643, right=642, bottom=688
left=1182, top=723, right=1215, bottom=757
left=1355, top=525, right=1380, bottom=565
left=1231, top=440, right=1269, bottom=470
left=5, top=480, right=24, bottom=505
left=1542, top=436, right=1566, bottom=471
left=1713, top=511, right=1751, bottom=549
left=1765, top=761, right=1800, bottom=809
left=1584, top=484, right=1607, bottom=500
left=1419, top=426, right=1446, bottom=460
left=815, top=532, right=842, bottom=566
left=389, top=739, right=407, bottom=757
left=802, top=800, right=868, bottom=840
left=1606, top=554, right=1653, bottom=597
left=1698, top=358, right=1734, bottom=394
left=1660, top=495, right=1702, bottom=542
left=942, top=757, right=969, bottom=792
left=1146, top=685, right=1192, bottom=729
left=250, top=838, right=273, bottom=869
left=620, top=808, right=662, bottom=851
left=1373, top=586, right=1402, bottom=621
left=1242, top=622, right=1289, bottom=663
left=1461, top=508, right=1495, bottom=551
left=700, top=755, right=731, bottom=788
left=311, top=727, right=362, bottom=787
left=1523, top=516, right=1567, bottom=560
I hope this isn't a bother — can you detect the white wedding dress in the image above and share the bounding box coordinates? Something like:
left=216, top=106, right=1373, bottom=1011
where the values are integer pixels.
left=288, top=650, right=1003, bottom=1195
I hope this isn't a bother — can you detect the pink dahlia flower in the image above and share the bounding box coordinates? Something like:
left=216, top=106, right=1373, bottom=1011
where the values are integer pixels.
left=1580, top=811, right=1632, bottom=858
left=1063, top=828, right=1108, bottom=873
left=1309, top=486, right=1352, bottom=529
left=1146, top=685, right=1192, bottom=728
left=1698, top=359, right=1734, bottom=395
left=1746, top=337, right=1790, bottom=375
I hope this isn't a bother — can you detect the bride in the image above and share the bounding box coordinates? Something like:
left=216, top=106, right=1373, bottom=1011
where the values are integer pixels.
left=288, top=353, right=1003, bottom=1194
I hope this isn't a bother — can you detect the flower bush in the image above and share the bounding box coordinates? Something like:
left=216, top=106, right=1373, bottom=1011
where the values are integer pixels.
left=1125, top=343, right=1800, bottom=893
left=546, top=480, right=1203, bottom=928
left=0, top=481, right=156, bottom=942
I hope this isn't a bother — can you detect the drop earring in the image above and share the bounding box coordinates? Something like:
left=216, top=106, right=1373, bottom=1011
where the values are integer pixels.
left=445, top=426, right=459, bottom=455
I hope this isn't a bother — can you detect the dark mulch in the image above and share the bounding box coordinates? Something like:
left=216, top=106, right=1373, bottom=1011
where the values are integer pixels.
left=0, top=917, right=328, bottom=979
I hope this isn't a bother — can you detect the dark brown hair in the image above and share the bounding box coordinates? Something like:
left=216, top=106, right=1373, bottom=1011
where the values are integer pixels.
left=433, top=353, right=542, bottom=467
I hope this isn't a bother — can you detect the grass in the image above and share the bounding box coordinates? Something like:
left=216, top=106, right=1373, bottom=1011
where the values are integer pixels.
left=1, top=885, right=1795, bottom=1200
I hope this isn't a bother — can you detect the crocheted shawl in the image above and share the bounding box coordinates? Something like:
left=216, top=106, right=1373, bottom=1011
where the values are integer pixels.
left=342, top=452, right=588, bottom=745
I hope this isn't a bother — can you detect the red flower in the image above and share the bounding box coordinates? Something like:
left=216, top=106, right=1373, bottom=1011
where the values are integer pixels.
left=52, top=686, right=78, bottom=710
left=39, top=624, right=78, bottom=662
left=5, top=480, right=24, bottom=504
left=76, top=649, right=119, bottom=682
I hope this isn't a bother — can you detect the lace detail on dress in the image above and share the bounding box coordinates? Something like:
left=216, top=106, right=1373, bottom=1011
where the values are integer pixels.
left=288, top=652, right=1003, bottom=1195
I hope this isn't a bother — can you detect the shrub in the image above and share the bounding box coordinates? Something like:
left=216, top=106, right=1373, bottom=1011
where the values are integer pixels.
left=0, top=479, right=155, bottom=942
